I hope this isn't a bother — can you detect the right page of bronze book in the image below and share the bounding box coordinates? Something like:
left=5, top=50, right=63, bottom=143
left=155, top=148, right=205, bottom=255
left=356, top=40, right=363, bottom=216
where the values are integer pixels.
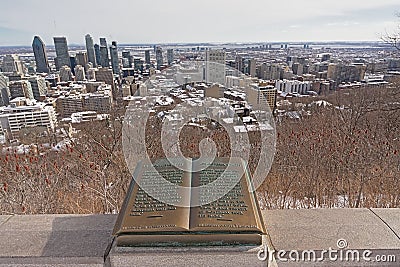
left=189, top=157, right=265, bottom=234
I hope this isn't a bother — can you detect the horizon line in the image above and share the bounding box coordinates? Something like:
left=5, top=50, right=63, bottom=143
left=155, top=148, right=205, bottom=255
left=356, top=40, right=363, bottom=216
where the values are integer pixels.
left=0, top=40, right=390, bottom=48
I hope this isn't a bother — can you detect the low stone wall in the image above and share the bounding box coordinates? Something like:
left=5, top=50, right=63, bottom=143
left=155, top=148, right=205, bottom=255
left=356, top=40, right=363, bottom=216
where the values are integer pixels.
left=0, top=209, right=398, bottom=266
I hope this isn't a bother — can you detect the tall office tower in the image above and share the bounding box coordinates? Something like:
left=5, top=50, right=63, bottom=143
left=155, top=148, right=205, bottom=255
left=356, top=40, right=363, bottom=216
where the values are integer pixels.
left=1, top=55, right=25, bottom=74
left=85, top=34, right=97, bottom=67
left=0, top=73, right=9, bottom=90
left=122, top=51, right=132, bottom=68
left=121, top=51, right=130, bottom=59
left=110, top=41, right=120, bottom=75
left=60, top=66, right=73, bottom=82
left=133, top=58, right=143, bottom=71
left=95, top=68, right=115, bottom=98
left=122, top=58, right=130, bottom=68
left=69, top=56, right=77, bottom=75
left=99, top=38, right=110, bottom=67
left=74, top=65, right=86, bottom=81
left=27, top=76, right=47, bottom=101
left=32, top=36, right=50, bottom=73
left=235, top=55, right=244, bottom=73
left=167, top=49, right=174, bottom=65
left=248, top=58, right=256, bottom=77
left=94, top=44, right=101, bottom=66
left=95, top=68, right=114, bottom=85
left=155, top=47, right=163, bottom=70
left=100, top=46, right=110, bottom=67
left=0, top=73, right=10, bottom=106
left=53, top=37, right=70, bottom=69
left=100, top=37, right=107, bottom=47
left=9, top=80, right=34, bottom=100
left=0, top=87, right=10, bottom=107
left=205, top=49, right=226, bottom=85
left=145, top=50, right=151, bottom=65
left=76, top=51, right=88, bottom=68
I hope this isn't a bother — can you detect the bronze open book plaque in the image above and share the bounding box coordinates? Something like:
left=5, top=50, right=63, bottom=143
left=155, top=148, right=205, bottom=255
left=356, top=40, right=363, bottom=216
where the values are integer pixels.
left=113, top=158, right=265, bottom=246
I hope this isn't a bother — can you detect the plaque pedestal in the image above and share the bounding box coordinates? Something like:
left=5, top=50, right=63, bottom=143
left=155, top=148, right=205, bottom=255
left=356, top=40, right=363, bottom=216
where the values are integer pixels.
left=106, top=235, right=278, bottom=267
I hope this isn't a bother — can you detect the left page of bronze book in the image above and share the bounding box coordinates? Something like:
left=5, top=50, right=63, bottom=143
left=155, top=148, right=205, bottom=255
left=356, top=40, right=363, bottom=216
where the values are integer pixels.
left=113, top=158, right=192, bottom=235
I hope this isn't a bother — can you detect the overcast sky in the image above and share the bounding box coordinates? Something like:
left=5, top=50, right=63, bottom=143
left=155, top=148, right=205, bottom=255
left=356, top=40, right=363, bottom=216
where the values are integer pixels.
left=0, top=0, right=399, bottom=46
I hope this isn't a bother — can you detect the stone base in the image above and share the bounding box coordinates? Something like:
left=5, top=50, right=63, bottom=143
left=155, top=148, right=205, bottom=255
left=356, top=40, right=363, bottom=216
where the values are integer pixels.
left=107, top=238, right=272, bottom=267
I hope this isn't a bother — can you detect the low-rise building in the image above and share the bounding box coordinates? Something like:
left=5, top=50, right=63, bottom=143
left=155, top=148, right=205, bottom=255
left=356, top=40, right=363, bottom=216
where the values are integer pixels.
left=247, top=84, right=277, bottom=112
left=0, top=98, right=57, bottom=140
left=9, top=80, right=34, bottom=100
left=275, top=79, right=312, bottom=95
left=56, top=85, right=113, bottom=118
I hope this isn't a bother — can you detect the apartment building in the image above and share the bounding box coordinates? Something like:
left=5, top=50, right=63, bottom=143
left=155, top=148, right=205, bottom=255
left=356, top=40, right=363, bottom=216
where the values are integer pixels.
left=0, top=98, right=57, bottom=140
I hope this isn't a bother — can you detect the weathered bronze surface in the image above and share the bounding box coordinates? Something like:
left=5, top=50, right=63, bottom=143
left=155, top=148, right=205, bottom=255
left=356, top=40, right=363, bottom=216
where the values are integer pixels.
left=113, top=157, right=265, bottom=246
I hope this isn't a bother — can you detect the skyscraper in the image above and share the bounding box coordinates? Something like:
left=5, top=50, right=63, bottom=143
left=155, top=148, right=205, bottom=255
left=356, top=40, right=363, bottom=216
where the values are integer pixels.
left=248, top=58, right=256, bottom=77
left=9, top=80, right=34, bottom=100
left=167, top=49, right=174, bottom=65
left=155, top=47, right=163, bottom=70
left=0, top=87, right=10, bottom=107
left=69, top=56, right=77, bottom=75
left=27, top=76, right=47, bottom=101
left=99, top=38, right=110, bottom=67
left=85, top=34, right=97, bottom=67
left=145, top=50, right=151, bottom=65
left=1, top=55, right=24, bottom=74
left=122, top=51, right=132, bottom=68
left=95, top=68, right=114, bottom=87
left=94, top=44, right=101, bottom=67
left=53, top=37, right=70, bottom=69
left=235, top=54, right=244, bottom=73
left=205, top=49, right=226, bottom=85
left=110, top=41, right=120, bottom=75
left=100, top=46, right=110, bottom=67
left=76, top=52, right=88, bottom=68
left=32, top=36, right=50, bottom=73
left=0, top=73, right=10, bottom=106
left=100, top=37, right=107, bottom=47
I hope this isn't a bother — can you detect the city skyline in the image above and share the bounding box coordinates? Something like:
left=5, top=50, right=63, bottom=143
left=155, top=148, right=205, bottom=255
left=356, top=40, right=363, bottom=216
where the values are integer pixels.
left=0, top=0, right=399, bottom=46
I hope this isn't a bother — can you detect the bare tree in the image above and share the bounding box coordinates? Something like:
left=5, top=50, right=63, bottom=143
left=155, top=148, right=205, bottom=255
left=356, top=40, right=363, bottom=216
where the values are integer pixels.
left=382, top=13, right=400, bottom=50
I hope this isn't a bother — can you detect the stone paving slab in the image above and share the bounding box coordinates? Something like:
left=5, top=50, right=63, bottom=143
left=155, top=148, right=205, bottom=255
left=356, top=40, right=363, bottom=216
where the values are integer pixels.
left=371, top=208, right=400, bottom=238
left=0, top=215, right=12, bottom=226
left=262, top=209, right=400, bottom=251
left=0, top=257, right=104, bottom=267
left=0, top=214, right=116, bottom=266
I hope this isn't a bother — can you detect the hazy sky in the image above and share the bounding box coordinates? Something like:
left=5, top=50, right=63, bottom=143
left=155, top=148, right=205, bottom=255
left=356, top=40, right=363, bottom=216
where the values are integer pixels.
left=0, top=0, right=399, bottom=46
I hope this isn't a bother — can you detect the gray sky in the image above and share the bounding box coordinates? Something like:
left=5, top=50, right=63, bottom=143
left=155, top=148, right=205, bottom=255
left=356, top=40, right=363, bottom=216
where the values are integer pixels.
left=0, top=0, right=399, bottom=46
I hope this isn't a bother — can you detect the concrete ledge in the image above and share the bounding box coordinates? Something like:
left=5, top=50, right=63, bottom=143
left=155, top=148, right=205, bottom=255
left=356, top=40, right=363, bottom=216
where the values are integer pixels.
left=0, top=215, right=12, bottom=227
left=109, top=246, right=265, bottom=267
left=0, top=214, right=115, bottom=266
left=0, top=209, right=398, bottom=266
left=264, top=208, right=400, bottom=250
left=263, top=208, right=400, bottom=266
left=371, top=209, right=400, bottom=238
